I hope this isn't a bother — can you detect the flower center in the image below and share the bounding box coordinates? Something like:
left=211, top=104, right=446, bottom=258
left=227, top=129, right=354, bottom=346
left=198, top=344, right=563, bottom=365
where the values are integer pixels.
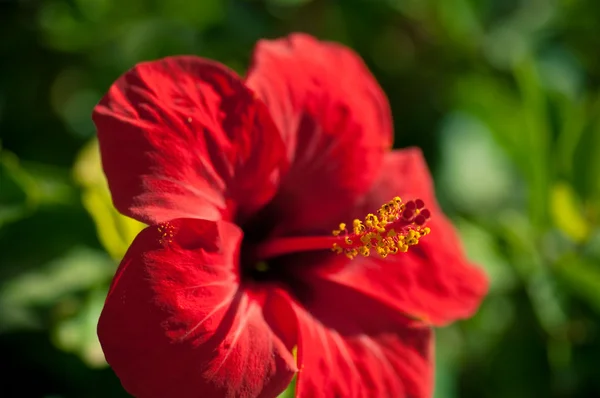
left=251, top=196, right=431, bottom=261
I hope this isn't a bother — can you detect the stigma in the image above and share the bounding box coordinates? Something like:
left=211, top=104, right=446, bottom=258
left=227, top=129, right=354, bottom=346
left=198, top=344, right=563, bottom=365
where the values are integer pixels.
left=332, top=197, right=431, bottom=259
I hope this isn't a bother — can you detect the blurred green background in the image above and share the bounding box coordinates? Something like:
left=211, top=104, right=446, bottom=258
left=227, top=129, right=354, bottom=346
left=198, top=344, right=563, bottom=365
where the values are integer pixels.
left=1, top=0, right=600, bottom=397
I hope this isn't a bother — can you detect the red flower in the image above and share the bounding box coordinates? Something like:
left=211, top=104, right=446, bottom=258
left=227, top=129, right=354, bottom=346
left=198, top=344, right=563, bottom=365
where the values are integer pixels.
left=94, top=33, right=487, bottom=398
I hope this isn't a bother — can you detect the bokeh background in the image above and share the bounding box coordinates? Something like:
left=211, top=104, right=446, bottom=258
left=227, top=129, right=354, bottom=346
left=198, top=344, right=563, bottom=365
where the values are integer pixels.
left=2, top=0, right=600, bottom=397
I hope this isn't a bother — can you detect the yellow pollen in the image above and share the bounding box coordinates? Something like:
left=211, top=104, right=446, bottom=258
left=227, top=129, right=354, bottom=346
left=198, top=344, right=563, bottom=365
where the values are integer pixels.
left=331, top=197, right=431, bottom=260
left=332, top=222, right=346, bottom=236
left=157, top=222, right=175, bottom=245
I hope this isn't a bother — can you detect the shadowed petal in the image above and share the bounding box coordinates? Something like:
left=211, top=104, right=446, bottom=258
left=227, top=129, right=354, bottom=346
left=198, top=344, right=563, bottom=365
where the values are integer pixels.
left=246, top=33, right=393, bottom=236
left=97, top=219, right=297, bottom=398
left=277, top=281, right=432, bottom=398
left=93, top=56, right=287, bottom=225
left=303, top=148, right=488, bottom=326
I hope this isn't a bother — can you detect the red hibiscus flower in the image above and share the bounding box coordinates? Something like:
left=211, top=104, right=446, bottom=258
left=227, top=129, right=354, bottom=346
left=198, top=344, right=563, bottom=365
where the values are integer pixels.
left=94, top=33, right=488, bottom=398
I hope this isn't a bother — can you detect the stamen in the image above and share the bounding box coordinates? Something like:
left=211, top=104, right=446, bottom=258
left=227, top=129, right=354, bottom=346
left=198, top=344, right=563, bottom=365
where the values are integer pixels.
left=332, top=196, right=431, bottom=259
left=157, top=222, right=174, bottom=245
left=251, top=197, right=431, bottom=261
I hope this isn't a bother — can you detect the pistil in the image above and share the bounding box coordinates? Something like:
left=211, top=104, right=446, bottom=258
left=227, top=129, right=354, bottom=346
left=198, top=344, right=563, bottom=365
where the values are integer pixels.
left=252, top=197, right=431, bottom=261
left=253, top=235, right=340, bottom=260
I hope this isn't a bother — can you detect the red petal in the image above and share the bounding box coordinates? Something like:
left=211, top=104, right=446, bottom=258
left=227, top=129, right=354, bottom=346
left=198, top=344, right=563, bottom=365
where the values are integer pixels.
left=93, top=56, right=287, bottom=224
left=279, top=281, right=432, bottom=398
left=307, top=148, right=488, bottom=326
left=246, top=33, right=393, bottom=236
left=97, top=219, right=297, bottom=398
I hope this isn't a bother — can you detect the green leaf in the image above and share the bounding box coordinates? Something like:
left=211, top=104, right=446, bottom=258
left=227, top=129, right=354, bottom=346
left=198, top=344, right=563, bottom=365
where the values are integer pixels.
left=157, top=0, right=224, bottom=25
left=437, top=112, right=517, bottom=215
left=276, top=346, right=298, bottom=397
left=453, top=56, right=553, bottom=231
left=0, top=149, right=75, bottom=227
left=73, top=139, right=145, bottom=260
left=568, top=96, right=600, bottom=224
left=454, top=218, right=518, bottom=294
left=550, top=181, right=591, bottom=243
left=512, top=56, right=552, bottom=231
left=554, top=94, right=588, bottom=179
left=495, top=213, right=569, bottom=336
left=0, top=247, right=114, bottom=332
left=277, top=375, right=297, bottom=398
left=454, top=75, right=526, bottom=159
left=52, top=288, right=108, bottom=367
left=267, top=0, right=313, bottom=6
left=434, top=329, right=459, bottom=398
left=554, top=252, right=600, bottom=315
left=0, top=150, right=38, bottom=226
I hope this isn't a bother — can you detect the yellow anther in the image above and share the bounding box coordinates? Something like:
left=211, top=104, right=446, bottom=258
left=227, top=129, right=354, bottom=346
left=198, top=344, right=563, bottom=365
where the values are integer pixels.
left=332, top=243, right=343, bottom=254
left=345, top=248, right=358, bottom=259
left=359, top=246, right=370, bottom=257
left=157, top=222, right=174, bottom=245
left=331, top=196, right=432, bottom=259
left=353, top=219, right=365, bottom=234
left=367, top=214, right=382, bottom=228
left=377, top=246, right=388, bottom=258
left=332, top=222, right=348, bottom=237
